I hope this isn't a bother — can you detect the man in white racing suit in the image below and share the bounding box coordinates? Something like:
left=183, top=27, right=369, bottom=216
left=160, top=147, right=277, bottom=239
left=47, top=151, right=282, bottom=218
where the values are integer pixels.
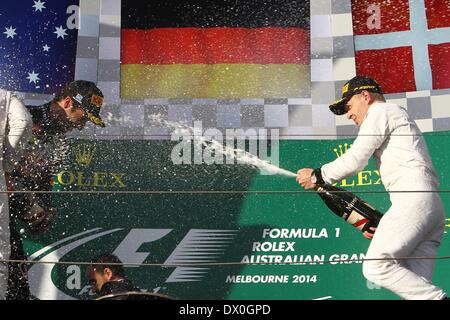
left=0, top=89, right=32, bottom=299
left=296, top=75, right=447, bottom=300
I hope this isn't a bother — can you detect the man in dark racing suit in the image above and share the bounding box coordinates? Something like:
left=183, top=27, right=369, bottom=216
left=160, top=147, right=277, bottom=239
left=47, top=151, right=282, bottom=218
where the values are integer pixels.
left=6, top=80, right=105, bottom=300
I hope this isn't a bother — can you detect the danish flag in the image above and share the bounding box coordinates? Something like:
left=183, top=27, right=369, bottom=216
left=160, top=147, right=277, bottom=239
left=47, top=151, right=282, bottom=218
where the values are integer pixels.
left=352, top=0, right=450, bottom=94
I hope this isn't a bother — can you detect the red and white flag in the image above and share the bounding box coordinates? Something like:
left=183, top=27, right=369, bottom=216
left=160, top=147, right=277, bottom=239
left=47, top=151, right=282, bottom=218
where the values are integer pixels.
left=352, top=0, right=450, bottom=94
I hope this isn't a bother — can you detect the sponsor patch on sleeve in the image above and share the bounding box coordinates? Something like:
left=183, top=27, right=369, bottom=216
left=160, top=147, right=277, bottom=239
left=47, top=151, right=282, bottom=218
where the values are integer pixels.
left=90, top=95, right=103, bottom=107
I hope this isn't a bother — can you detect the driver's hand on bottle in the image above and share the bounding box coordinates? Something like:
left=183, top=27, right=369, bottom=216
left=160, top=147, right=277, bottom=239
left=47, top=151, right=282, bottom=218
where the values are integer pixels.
left=296, top=168, right=316, bottom=190
left=363, top=227, right=377, bottom=240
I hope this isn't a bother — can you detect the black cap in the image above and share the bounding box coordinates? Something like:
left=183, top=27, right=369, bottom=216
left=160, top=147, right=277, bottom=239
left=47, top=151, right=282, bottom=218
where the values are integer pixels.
left=329, top=76, right=383, bottom=115
left=57, top=80, right=106, bottom=127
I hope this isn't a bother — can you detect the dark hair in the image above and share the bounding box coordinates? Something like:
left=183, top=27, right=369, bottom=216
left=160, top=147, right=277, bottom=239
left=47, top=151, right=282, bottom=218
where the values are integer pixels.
left=90, top=253, right=126, bottom=278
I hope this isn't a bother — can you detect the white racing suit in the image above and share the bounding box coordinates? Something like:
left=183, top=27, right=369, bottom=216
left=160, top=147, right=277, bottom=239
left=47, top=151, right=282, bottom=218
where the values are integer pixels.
left=321, top=102, right=446, bottom=300
left=0, top=90, right=32, bottom=299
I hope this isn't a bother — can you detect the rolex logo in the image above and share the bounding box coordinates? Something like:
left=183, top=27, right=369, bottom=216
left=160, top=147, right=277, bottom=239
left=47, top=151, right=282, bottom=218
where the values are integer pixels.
left=333, top=143, right=353, bottom=158
left=74, top=144, right=95, bottom=167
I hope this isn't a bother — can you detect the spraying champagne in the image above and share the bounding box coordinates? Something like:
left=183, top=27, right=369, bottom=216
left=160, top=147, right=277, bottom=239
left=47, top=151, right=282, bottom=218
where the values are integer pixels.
left=314, top=184, right=383, bottom=233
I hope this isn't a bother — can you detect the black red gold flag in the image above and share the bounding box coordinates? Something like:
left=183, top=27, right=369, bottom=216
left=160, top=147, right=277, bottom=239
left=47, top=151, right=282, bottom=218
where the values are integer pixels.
left=121, top=0, right=310, bottom=99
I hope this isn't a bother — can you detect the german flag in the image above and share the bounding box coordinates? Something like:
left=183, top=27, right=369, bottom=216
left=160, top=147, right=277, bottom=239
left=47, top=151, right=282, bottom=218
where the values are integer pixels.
left=121, top=0, right=310, bottom=99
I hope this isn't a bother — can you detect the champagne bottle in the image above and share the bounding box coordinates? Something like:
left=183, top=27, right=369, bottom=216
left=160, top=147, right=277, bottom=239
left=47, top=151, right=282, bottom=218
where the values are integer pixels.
left=314, top=184, right=383, bottom=233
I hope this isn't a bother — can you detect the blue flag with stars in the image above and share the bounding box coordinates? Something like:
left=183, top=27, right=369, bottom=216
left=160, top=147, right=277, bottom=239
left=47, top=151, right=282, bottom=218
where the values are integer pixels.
left=0, top=0, right=79, bottom=94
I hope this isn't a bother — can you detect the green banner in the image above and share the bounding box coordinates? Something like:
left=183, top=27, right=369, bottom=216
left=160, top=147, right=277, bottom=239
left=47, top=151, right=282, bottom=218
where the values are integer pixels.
left=23, top=134, right=450, bottom=300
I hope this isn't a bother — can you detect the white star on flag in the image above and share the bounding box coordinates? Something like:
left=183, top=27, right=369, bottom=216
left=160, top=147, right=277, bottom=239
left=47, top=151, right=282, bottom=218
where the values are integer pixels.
left=54, top=26, right=67, bottom=39
left=32, top=0, right=46, bottom=12
left=3, top=26, right=17, bottom=39
left=43, top=44, right=50, bottom=51
left=26, top=71, right=40, bottom=84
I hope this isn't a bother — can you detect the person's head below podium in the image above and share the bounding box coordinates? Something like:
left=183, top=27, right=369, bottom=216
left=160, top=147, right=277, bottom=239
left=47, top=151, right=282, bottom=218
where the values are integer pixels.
left=86, top=253, right=138, bottom=297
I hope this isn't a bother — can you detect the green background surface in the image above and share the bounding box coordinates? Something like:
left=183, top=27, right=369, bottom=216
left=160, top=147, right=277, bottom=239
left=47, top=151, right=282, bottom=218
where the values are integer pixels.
left=23, top=133, right=450, bottom=300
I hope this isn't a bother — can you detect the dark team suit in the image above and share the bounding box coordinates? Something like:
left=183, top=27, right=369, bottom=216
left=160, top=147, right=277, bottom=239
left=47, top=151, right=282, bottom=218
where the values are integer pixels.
left=97, top=279, right=140, bottom=300
left=6, top=103, right=69, bottom=300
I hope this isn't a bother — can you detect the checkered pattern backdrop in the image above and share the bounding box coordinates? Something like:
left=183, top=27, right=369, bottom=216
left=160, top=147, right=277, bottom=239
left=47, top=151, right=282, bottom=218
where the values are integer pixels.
left=16, top=0, right=450, bottom=140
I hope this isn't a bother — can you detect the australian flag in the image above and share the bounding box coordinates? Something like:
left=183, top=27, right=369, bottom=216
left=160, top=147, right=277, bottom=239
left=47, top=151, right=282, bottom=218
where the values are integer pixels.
left=0, top=0, right=79, bottom=94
